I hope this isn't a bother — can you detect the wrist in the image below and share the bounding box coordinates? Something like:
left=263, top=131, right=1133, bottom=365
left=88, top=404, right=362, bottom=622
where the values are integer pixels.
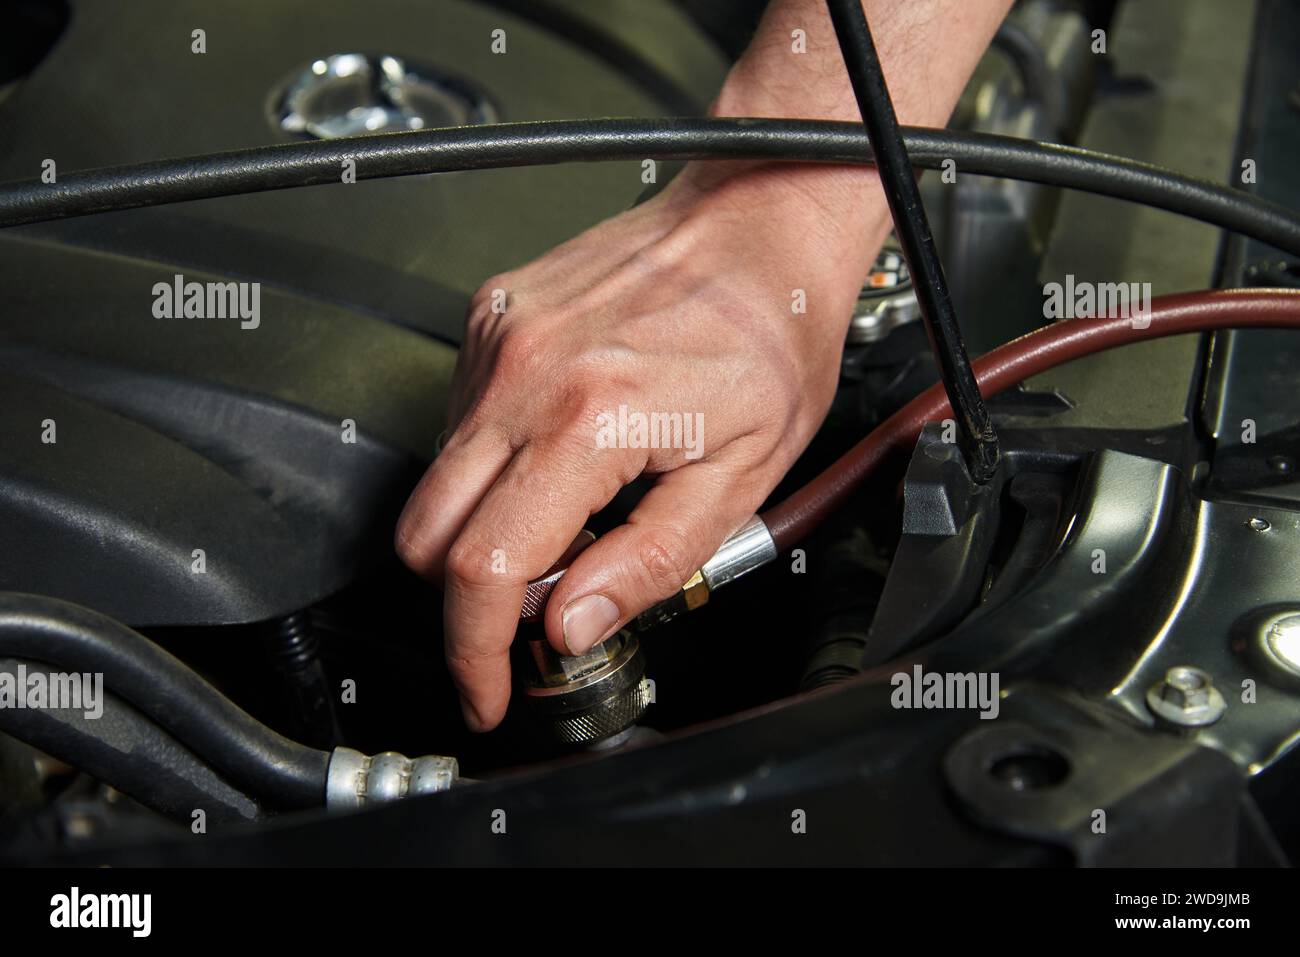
left=650, top=160, right=890, bottom=350
left=660, top=156, right=891, bottom=301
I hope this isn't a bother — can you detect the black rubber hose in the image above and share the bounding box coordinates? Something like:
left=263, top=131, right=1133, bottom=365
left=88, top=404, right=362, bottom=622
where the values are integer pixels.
left=0, top=658, right=264, bottom=823
left=0, top=593, right=329, bottom=808
left=0, top=119, right=1297, bottom=257
left=826, top=0, right=999, bottom=484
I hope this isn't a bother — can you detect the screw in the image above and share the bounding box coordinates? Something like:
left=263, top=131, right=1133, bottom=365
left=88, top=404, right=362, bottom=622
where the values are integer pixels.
left=1248, top=517, right=1271, bottom=532
left=1267, top=455, right=1294, bottom=475
left=1146, top=666, right=1226, bottom=727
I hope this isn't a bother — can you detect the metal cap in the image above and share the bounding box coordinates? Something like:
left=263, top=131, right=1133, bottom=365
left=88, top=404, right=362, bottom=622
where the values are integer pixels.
left=521, top=630, right=653, bottom=745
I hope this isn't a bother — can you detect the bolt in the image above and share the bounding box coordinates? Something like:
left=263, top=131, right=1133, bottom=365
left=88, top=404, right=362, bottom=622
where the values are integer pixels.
left=1146, top=665, right=1226, bottom=727
left=1158, top=666, right=1210, bottom=709
left=1248, top=517, right=1271, bottom=532
left=1267, top=455, right=1294, bottom=475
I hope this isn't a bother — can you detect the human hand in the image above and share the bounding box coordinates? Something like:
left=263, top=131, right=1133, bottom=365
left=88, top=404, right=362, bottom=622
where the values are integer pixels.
left=395, top=160, right=887, bottom=730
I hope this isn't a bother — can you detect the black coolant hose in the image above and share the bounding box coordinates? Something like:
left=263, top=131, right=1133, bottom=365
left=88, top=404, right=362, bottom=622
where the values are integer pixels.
left=0, top=593, right=329, bottom=808
left=1, top=119, right=1298, bottom=258
left=0, top=661, right=265, bottom=823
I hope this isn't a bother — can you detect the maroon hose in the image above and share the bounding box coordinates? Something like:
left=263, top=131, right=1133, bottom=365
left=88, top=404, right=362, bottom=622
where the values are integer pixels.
left=761, top=288, right=1300, bottom=550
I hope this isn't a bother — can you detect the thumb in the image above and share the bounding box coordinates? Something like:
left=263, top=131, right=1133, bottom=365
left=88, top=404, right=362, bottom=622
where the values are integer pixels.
left=543, top=458, right=763, bottom=655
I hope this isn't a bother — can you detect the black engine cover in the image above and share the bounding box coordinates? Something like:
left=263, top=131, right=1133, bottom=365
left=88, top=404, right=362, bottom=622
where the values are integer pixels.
left=0, top=0, right=725, bottom=626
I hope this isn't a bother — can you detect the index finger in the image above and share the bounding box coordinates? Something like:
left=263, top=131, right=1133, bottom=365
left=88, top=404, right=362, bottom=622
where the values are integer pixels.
left=442, top=435, right=642, bottom=730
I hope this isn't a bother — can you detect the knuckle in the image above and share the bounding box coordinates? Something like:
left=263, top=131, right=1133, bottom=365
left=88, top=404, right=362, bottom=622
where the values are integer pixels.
left=464, top=303, right=492, bottom=337
left=394, top=523, right=426, bottom=573
left=495, top=328, right=543, bottom=377
left=466, top=276, right=514, bottom=336
left=634, top=525, right=695, bottom=597
left=470, top=274, right=511, bottom=307
left=557, top=373, right=636, bottom=435
left=556, top=373, right=603, bottom=414
left=445, top=537, right=506, bottom=588
left=557, top=377, right=616, bottom=434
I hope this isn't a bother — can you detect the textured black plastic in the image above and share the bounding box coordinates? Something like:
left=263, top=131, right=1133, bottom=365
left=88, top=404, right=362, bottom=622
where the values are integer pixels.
left=0, top=0, right=725, bottom=627
left=0, top=237, right=452, bottom=626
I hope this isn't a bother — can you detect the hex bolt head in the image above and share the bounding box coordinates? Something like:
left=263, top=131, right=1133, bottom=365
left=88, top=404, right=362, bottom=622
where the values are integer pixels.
left=1146, top=666, right=1226, bottom=727
left=1160, top=666, right=1210, bottom=709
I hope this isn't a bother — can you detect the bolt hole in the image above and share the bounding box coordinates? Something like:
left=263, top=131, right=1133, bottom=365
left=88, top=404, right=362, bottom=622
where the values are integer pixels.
left=988, top=747, right=1070, bottom=791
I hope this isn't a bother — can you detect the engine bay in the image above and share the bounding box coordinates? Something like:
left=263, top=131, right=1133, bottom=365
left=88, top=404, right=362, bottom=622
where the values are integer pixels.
left=1, top=0, right=1299, bottom=872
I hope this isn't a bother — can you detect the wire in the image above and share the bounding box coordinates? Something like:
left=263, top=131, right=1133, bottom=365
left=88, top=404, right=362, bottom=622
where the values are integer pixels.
left=826, top=0, right=998, bottom=484
left=761, top=288, right=1300, bottom=549
left=0, top=592, right=329, bottom=808
left=0, top=119, right=1297, bottom=257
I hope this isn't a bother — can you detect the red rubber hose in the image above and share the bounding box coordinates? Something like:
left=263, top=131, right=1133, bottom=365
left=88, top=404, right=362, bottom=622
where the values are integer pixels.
left=761, top=288, right=1300, bottom=550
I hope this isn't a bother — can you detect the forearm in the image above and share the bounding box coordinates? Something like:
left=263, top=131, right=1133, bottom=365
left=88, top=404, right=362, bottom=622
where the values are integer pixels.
left=674, top=0, right=1014, bottom=295
left=717, top=0, right=1013, bottom=125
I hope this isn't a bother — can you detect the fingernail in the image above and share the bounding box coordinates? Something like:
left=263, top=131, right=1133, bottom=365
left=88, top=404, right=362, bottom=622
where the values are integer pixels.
left=562, top=594, right=620, bottom=655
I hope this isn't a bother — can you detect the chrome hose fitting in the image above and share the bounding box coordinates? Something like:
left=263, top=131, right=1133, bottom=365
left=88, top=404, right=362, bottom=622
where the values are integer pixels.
left=636, top=516, right=777, bottom=630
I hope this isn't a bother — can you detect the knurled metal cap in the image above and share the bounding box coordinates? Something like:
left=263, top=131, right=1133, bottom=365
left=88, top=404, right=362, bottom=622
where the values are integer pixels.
left=550, top=677, right=655, bottom=744
left=522, top=631, right=653, bottom=745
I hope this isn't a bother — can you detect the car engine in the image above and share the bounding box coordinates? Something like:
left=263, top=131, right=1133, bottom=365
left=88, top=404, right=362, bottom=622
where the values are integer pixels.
left=1, top=0, right=1298, bottom=880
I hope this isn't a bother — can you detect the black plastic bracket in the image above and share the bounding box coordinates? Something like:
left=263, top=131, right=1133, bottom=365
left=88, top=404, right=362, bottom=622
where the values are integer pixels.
left=861, top=424, right=1004, bottom=667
